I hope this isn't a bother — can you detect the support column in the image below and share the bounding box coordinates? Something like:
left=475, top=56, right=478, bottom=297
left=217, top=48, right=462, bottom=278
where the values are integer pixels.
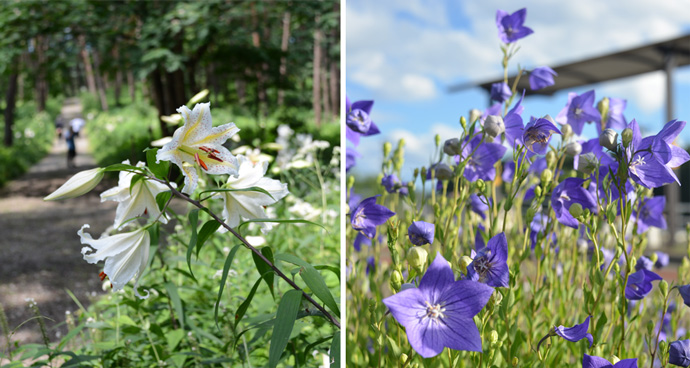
left=664, top=51, right=679, bottom=243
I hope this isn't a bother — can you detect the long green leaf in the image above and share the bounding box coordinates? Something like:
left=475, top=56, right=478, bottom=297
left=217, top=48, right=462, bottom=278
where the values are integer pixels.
left=275, top=253, right=340, bottom=317
left=164, top=282, right=185, bottom=330
left=215, top=244, right=241, bottom=328
left=252, top=247, right=275, bottom=299
left=103, top=163, right=139, bottom=172
left=199, top=186, right=275, bottom=201
left=234, top=277, right=264, bottom=329
left=185, top=209, right=200, bottom=279
left=238, top=218, right=328, bottom=233
left=155, top=191, right=172, bottom=212
left=268, top=290, right=302, bottom=368
left=329, top=333, right=340, bottom=368
left=196, top=220, right=221, bottom=257
left=145, top=148, right=169, bottom=179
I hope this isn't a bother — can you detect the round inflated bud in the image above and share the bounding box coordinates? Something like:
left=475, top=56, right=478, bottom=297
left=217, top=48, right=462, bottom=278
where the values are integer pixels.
left=543, top=115, right=556, bottom=124
left=443, top=138, right=461, bottom=156
left=476, top=179, right=486, bottom=193
left=621, top=128, right=633, bottom=148
left=512, top=357, right=519, bottom=367
left=469, top=109, right=481, bottom=124
left=488, top=330, right=499, bottom=346
left=600, top=129, right=618, bottom=151
left=569, top=203, right=583, bottom=218
left=488, top=290, right=503, bottom=308
left=484, top=115, right=505, bottom=138
left=561, top=123, right=573, bottom=137
left=546, top=151, right=557, bottom=167
left=564, top=142, right=582, bottom=156
left=401, top=354, right=409, bottom=365
left=390, top=270, right=403, bottom=292
left=649, top=252, right=659, bottom=264
left=540, top=169, right=553, bottom=184
left=460, top=116, right=468, bottom=130
left=383, top=142, right=392, bottom=158
left=660, top=280, right=669, bottom=297
left=431, top=163, right=453, bottom=180
left=407, top=247, right=428, bottom=272
left=534, top=185, right=542, bottom=198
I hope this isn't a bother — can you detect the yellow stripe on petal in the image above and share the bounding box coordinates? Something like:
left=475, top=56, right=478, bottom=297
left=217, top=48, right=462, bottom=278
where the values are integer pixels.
left=183, top=107, right=205, bottom=142
left=194, top=123, right=239, bottom=146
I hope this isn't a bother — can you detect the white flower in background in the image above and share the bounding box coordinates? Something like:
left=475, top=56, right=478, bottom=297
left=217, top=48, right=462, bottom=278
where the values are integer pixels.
left=156, top=102, right=240, bottom=194
left=231, top=145, right=274, bottom=164
left=245, top=235, right=266, bottom=246
left=288, top=199, right=321, bottom=222
left=219, top=155, right=289, bottom=233
left=79, top=224, right=151, bottom=298
left=44, top=168, right=105, bottom=201
left=100, top=161, right=173, bottom=229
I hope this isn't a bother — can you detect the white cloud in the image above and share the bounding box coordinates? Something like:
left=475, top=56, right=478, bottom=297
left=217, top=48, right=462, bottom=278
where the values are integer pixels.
left=601, top=72, right=666, bottom=114
left=347, top=0, right=690, bottom=110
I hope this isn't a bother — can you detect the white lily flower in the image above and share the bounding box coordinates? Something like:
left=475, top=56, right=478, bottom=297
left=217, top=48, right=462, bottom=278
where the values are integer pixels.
left=100, top=161, right=174, bottom=229
left=44, top=168, right=105, bottom=201
left=79, top=224, right=151, bottom=299
left=219, top=155, right=289, bottom=233
left=156, top=102, right=240, bottom=194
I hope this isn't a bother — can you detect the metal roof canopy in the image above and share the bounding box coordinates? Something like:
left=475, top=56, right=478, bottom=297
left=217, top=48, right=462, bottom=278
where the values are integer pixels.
left=449, top=33, right=690, bottom=242
left=449, top=34, right=690, bottom=96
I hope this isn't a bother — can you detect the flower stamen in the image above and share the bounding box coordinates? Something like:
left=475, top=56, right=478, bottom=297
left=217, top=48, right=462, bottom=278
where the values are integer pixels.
left=195, top=153, right=209, bottom=170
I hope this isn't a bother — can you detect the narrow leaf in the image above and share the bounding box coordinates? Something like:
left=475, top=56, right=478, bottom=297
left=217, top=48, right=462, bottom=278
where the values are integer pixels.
left=275, top=253, right=340, bottom=317
left=155, top=191, right=172, bottom=212
left=234, top=277, right=265, bottom=329
left=215, top=244, right=241, bottom=328
left=103, top=163, right=139, bottom=172
left=196, top=220, right=221, bottom=257
left=186, top=209, right=200, bottom=279
left=238, top=218, right=328, bottom=233
left=329, top=332, right=340, bottom=368
left=199, top=186, right=275, bottom=201
left=252, top=247, right=275, bottom=299
left=164, top=282, right=185, bottom=330
left=268, top=290, right=302, bottom=368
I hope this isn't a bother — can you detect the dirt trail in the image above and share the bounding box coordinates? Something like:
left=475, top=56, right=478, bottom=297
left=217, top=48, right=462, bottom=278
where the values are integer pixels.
left=0, top=98, right=117, bottom=347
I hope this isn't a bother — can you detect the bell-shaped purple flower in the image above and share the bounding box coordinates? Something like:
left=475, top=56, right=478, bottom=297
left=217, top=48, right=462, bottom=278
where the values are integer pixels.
left=529, top=66, right=557, bottom=90
left=655, top=251, right=669, bottom=269
left=496, top=8, right=533, bottom=44
left=626, top=119, right=689, bottom=188
left=467, top=232, right=509, bottom=288
left=346, top=97, right=380, bottom=146
left=381, top=174, right=402, bottom=193
left=596, top=97, right=628, bottom=135
left=457, top=136, right=507, bottom=182
left=523, top=117, right=561, bottom=155
left=490, top=82, right=512, bottom=103
left=346, top=147, right=360, bottom=172
left=551, top=178, right=597, bottom=229
left=382, top=252, right=494, bottom=358
left=669, top=339, right=690, bottom=367
left=582, top=354, right=638, bottom=368
left=469, top=194, right=490, bottom=220
left=556, top=90, right=601, bottom=135
left=635, top=255, right=654, bottom=271
left=366, top=256, right=376, bottom=275
left=678, top=285, right=690, bottom=308
left=408, top=221, right=435, bottom=246
left=503, top=91, right=526, bottom=148
left=353, top=232, right=371, bottom=252
left=625, top=268, right=662, bottom=300
left=633, top=196, right=667, bottom=234
left=555, top=315, right=593, bottom=347
left=350, top=196, right=395, bottom=238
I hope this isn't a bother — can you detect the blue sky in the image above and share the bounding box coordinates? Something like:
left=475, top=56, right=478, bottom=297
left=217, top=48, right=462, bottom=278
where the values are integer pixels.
left=346, top=0, right=690, bottom=177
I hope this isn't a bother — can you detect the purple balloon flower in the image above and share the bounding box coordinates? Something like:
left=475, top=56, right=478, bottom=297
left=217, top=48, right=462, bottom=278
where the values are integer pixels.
left=655, top=251, right=669, bottom=269
left=490, top=82, right=512, bottom=103
left=582, top=354, right=637, bottom=368
left=408, top=221, right=435, bottom=246
left=669, top=339, right=690, bottom=367
left=523, top=117, right=562, bottom=155
left=381, top=174, right=402, bottom=194
left=627, top=119, right=690, bottom=188
left=467, top=232, right=509, bottom=288
left=353, top=232, right=371, bottom=252
left=635, top=255, right=654, bottom=271
left=574, top=138, right=616, bottom=174
left=596, top=97, right=628, bottom=135
left=457, top=135, right=507, bottom=182
left=633, top=196, right=667, bottom=234
left=529, top=66, right=557, bottom=90
left=551, top=178, right=597, bottom=229
left=366, top=256, right=376, bottom=275
left=556, top=90, right=601, bottom=135
left=625, top=268, right=662, bottom=300
left=679, top=285, right=690, bottom=308
left=346, top=147, right=360, bottom=172
left=496, top=8, right=534, bottom=44
left=382, top=252, right=494, bottom=358
left=469, top=194, right=490, bottom=220
left=350, top=196, right=395, bottom=238
left=503, top=91, right=526, bottom=148
left=555, top=315, right=593, bottom=347
left=346, top=97, right=380, bottom=146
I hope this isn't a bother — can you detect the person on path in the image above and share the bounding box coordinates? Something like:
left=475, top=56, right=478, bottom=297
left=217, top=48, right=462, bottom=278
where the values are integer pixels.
left=65, top=126, right=76, bottom=168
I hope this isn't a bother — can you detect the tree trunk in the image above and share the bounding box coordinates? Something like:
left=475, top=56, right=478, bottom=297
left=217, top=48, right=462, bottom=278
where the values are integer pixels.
left=312, top=14, right=322, bottom=127
left=329, top=13, right=339, bottom=118
left=112, top=47, right=122, bottom=106
left=251, top=4, right=268, bottom=117
left=277, top=11, right=291, bottom=106
left=78, top=35, right=97, bottom=94
left=4, top=71, right=18, bottom=147
left=34, top=35, right=48, bottom=112
left=321, top=61, right=330, bottom=119
left=91, top=50, right=109, bottom=111
left=150, top=68, right=171, bottom=137
left=127, top=70, right=136, bottom=101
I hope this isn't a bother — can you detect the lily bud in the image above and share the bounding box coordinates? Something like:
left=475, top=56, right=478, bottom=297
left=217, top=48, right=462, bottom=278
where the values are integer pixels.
left=407, top=247, right=428, bottom=272
left=621, top=128, right=633, bottom=148
left=484, top=115, right=505, bottom=137
left=187, top=89, right=210, bottom=106
left=564, top=142, right=582, bottom=156
left=443, top=138, right=461, bottom=156
left=600, top=129, right=618, bottom=151
left=44, top=168, right=105, bottom=201
left=561, top=123, right=573, bottom=137
left=569, top=203, right=583, bottom=218
left=469, top=109, right=481, bottom=124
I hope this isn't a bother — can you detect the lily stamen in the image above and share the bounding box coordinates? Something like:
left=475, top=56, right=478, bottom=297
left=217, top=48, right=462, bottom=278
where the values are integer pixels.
left=194, top=153, right=209, bottom=170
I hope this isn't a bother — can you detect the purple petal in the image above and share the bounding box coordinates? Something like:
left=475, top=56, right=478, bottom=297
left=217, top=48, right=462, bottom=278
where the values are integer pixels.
left=418, top=252, right=455, bottom=300
left=556, top=315, right=593, bottom=347
left=582, top=354, right=614, bottom=368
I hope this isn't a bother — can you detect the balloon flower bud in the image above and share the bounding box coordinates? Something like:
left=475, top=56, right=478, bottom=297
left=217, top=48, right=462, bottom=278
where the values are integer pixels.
left=564, top=142, right=582, bottom=156
left=390, top=270, right=403, bottom=292
left=484, top=115, right=505, bottom=138
left=621, top=128, right=633, bottom=148
left=600, top=129, right=618, bottom=151
left=383, top=142, right=392, bottom=158
left=561, top=123, right=573, bottom=137
left=407, top=246, right=428, bottom=272
left=569, top=203, right=583, bottom=218
left=443, top=138, right=461, bottom=156
left=469, top=109, right=481, bottom=124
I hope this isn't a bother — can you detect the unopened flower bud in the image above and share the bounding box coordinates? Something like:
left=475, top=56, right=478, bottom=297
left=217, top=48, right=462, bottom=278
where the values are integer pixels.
left=435, top=134, right=441, bottom=148
left=545, top=151, right=557, bottom=167
left=420, top=167, right=427, bottom=181
left=564, top=142, right=582, bottom=156
left=488, top=330, right=499, bottom=346
left=459, top=256, right=473, bottom=272
left=598, top=97, right=610, bottom=121
left=390, top=270, right=403, bottom=292
left=413, top=168, right=419, bottom=179
left=569, top=203, right=583, bottom=218
left=383, top=142, right=392, bottom=158
left=347, top=175, right=355, bottom=190
left=401, top=353, right=409, bottom=365
left=646, top=320, right=655, bottom=335
left=649, top=252, right=658, bottom=264
left=561, top=123, right=573, bottom=137
left=660, top=280, right=669, bottom=297
left=407, top=247, right=428, bottom=272
left=611, top=355, right=620, bottom=364
left=460, top=116, right=467, bottom=130
left=621, top=128, right=633, bottom=148
left=469, top=109, right=481, bottom=124
left=600, top=129, right=618, bottom=151
left=659, top=340, right=667, bottom=352
left=443, top=138, right=461, bottom=156
left=613, top=262, right=620, bottom=274
left=44, top=167, right=106, bottom=200
left=543, top=115, right=556, bottom=124
left=431, top=163, right=453, bottom=180
left=488, top=291, right=503, bottom=308
left=540, top=169, right=553, bottom=184
left=512, top=357, right=519, bottom=366
left=534, top=185, right=542, bottom=198
left=484, top=115, right=505, bottom=138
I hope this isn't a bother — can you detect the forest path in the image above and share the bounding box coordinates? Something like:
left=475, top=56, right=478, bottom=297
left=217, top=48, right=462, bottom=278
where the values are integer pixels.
left=0, top=98, right=117, bottom=347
